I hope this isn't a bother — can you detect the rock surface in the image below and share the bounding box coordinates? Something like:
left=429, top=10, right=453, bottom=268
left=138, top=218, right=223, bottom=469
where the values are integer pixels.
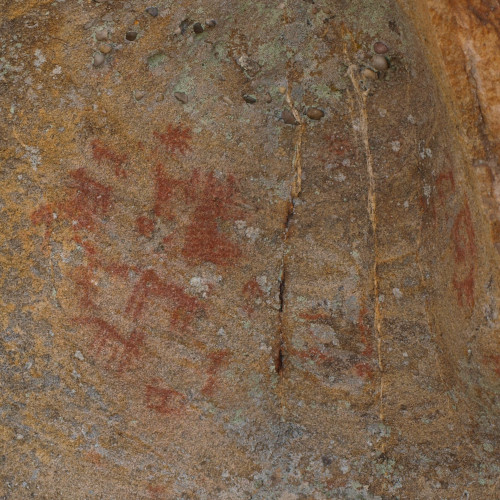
left=0, top=0, right=498, bottom=498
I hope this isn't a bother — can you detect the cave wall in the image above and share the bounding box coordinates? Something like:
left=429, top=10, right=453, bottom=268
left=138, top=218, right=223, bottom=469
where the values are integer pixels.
left=0, top=1, right=498, bottom=498
left=398, top=0, right=500, bottom=423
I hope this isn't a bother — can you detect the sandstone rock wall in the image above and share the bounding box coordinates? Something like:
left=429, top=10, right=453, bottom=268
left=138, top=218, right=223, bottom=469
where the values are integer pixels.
left=1, top=1, right=498, bottom=498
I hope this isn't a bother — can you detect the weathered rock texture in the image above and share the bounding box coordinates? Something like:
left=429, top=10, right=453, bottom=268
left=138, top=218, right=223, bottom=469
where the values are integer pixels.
left=0, top=1, right=498, bottom=498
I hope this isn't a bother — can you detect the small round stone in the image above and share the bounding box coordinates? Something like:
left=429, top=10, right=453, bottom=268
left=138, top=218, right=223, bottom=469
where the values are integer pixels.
left=74, top=350, right=85, bottom=361
left=243, top=94, right=257, bottom=104
left=93, top=52, right=105, bottom=67
left=278, top=86, right=287, bottom=94
left=371, top=54, right=389, bottom=71
left=98, top=43, right=112, bottom=54
left=281, top=109, right=298, bottom=125
left=84, top=21, right=94, bottom=30
left=193, top=22, right=204, bottom=34
left=205, top=19, right=217, bottom=28
left=134, top=90, right=146, bottom=100
left=374, top=41, right=388, bottom=54
left=126, top=31, right=138, bottom=41
left=306, top=107, right=324, bottom=120
left=95, top=29, right=108, bottom=41
left=362, top=67, right=378, bottom=80
left=146, top=7, right=159, bottom=17
left=174, top=91, right=188, bottom=104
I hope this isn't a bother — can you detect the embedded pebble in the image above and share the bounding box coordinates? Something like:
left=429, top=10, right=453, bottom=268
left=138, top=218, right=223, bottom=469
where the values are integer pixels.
left=74, top=350, right=85, bottom=361
left=236, top=55, right=261, bottom=77
left=281, top=110, right=298, bottom=125
left=374, top=41, right=388, bottom=54
left=206, top=19, right=217, bottom=28
left=179, top=19, right=190, bottom=34
left=93, top=52, right=105, bottom=67
left=84, top=21, right=94, bottom=30
left=306, top=107, right=324, bottom=120
left=126, top=31, right=138, bottom=41
left=95, top=29, right=108, bottom=41
left=264, top=92, right=272, bottom=103
left=146, top=7, right=159, bottom=17
left=156, top=94, right=164, bottom=102
left=174, top=91, right=188, bottom=104
left=278, top=86, right=287, bottom=94
left=98, top=43, right=112, bottom=54
left=193, top=23, right=204, bottom=34
left=371, top=54, right=389, bottom=71
left=134, top=90, right=146, bottom=100
left=243, top=94, right=257, bottom=104
left=362, top=67, right=378, bottom=80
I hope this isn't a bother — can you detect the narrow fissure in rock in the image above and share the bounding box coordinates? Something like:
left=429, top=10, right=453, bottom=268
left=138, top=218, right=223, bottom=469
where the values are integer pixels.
left=275, top=201, right=296, bottom=375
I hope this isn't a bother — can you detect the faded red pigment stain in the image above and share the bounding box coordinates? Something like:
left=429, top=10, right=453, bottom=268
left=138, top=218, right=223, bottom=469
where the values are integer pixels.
left=84, top=451, right=105, bottom=467
left=182, top=170, right=243, bottom=266
left=145, top=378, right=186, bottom=415
left=324, top=134, right=351, bottom=159
left=31, top=168, right=113, bottom=245
left=136, top=215, right=155, bottom=238
left=70, top=236, right=141, bottom=313
left=451, top=198, right=476, bottom=310
left=299, top=312, right=331, bottom=321
left=354, top=362, right=374, bottom=379
left=419, top=168, right=477, bottom=312
left=201, top=350, right=230, bottom=396
left=483, top=354, right=500, bottom=377
left=91, top=139, right=128, bottom=178
left=153, top=164, right=180, bottom=219
left=63, top=168, right=113, bottom=231
left=295, top=305, right=376, bottom=380
left=77, top=316, right=145, bottom=372
left=436, top=170, right=455, bottom=205
left=126, top=269, right=201, bottom=328
left=420, top=169, right=456, bottom=225
left=31, top=204, right=55, bottom=242
left=153, top=125, right=192, bottom=156
left=72, top=266, right=98, bottom=310
left=294, top=346, right=330, bottom=362
left=242, top=278, right=264, bottom=315
left=152, top=166, right=245, bottom=266
left=147, top=485, right=168, bottom=500
left=31, top=125, right=239, bottom=413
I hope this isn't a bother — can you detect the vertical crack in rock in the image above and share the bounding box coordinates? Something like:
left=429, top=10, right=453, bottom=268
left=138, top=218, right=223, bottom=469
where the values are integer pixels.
left=275, top=88, right=306, bottom=386
left=347, top=65, right=385, bottom=442
left=276, top=205, right=293, bottom=376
